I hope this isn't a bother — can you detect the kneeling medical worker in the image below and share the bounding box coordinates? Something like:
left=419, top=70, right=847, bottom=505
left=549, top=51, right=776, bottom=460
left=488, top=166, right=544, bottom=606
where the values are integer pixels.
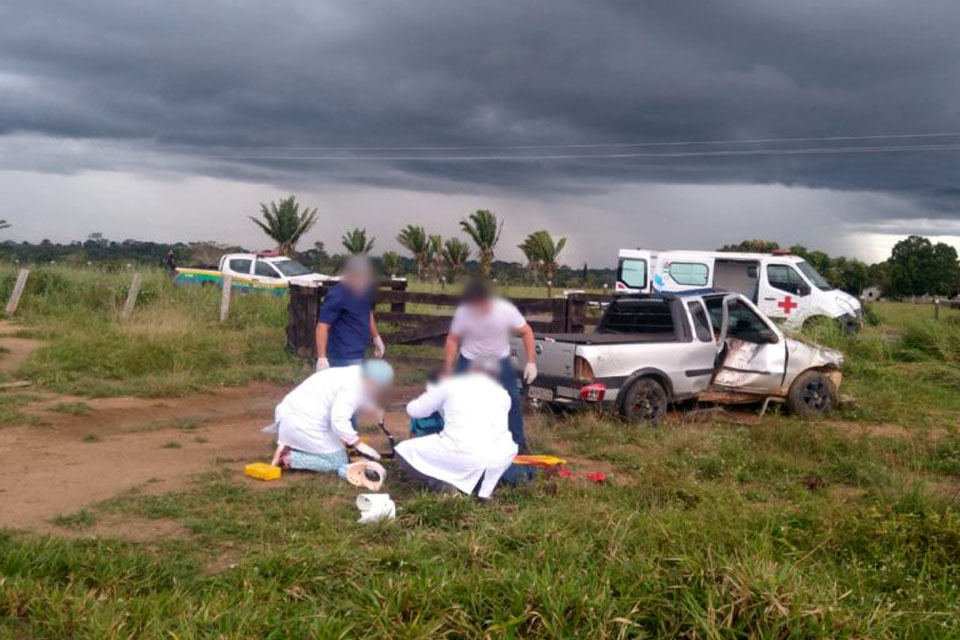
left=395, top=358, right=517, bottom=499
left=268, top=360, right=394, bottom=480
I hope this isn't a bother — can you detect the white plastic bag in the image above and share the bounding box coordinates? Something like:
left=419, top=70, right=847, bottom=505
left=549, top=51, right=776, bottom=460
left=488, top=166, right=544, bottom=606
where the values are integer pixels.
left=356, top=493, right=396, bottom=524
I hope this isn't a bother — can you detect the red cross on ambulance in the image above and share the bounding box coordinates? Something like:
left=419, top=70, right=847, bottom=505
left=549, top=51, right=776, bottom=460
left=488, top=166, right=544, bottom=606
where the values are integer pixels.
left=777, top=295, right=798, bottom=314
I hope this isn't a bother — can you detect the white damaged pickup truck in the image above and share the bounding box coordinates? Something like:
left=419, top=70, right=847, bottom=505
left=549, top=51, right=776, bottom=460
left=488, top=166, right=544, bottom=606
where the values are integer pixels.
left=511, top=291, right=844, bottom=423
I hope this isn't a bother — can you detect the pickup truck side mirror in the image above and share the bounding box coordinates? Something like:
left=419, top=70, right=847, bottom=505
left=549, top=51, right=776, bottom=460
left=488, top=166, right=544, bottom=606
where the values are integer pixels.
left=757, top=328, right=779, bottom=344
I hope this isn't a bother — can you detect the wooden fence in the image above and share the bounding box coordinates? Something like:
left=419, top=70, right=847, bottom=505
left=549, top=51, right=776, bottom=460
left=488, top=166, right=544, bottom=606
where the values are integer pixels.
left=286, top=280, right=598, bottom=358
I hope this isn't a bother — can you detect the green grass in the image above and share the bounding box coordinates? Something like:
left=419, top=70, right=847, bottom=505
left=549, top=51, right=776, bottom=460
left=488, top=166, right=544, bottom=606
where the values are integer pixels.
left=50, top=401, right=93, bottom=416
left=2, top=272, right=960, bottom=637
left=797, top=301, right=960, bottom=425
left=0, top=393, right=36, bottom=425
left=49, top=509, right=97, bottom=529
left=0, top=265, right=310, bottom=397
left=4, top=417, right=960, bottom=638
left=0, top=266, right=446, bottom=399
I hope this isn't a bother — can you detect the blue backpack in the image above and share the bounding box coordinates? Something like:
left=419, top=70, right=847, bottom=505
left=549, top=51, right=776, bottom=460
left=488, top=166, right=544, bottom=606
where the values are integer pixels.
left=409, top=412, right=445, bottom=438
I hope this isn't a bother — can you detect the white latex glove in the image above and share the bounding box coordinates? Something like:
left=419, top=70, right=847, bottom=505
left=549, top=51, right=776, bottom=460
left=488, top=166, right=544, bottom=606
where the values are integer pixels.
left=523, top=362, right=538, bottom=385
left=316, top=357, right=330, bottom=372
left=373, top=335, right=386, bottom=358
left=354, top=441, right=381, bottom=461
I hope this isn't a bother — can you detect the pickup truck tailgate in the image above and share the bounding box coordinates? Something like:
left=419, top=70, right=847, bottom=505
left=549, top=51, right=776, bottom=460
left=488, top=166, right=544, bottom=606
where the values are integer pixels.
left=511, top=336, right=577, bottom=378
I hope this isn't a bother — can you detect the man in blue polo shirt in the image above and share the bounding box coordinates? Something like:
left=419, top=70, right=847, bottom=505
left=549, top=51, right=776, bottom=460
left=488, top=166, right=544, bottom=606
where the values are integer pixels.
left=315, top=255, right=385, bottom=370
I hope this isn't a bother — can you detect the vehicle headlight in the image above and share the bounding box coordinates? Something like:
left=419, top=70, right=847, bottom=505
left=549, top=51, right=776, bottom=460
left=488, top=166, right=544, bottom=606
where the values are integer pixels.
left=835, top=296, right=856, bottom=315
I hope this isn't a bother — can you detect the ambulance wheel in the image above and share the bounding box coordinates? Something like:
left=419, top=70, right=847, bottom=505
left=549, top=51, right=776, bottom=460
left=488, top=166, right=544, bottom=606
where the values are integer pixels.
left=621, top=377, right=668, bottom=425
left=787, top=370, right=836, bottom=418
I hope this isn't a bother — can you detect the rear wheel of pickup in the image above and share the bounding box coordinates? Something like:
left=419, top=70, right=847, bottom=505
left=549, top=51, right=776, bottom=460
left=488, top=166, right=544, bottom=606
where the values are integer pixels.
left=786, top=370, right=836, bottom=418
left=620, top=377, right=668, bottom=425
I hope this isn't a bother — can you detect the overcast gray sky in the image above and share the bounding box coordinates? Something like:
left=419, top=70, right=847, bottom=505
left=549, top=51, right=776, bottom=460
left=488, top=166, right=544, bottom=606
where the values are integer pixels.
left=2, top=0, right=959, bottom=266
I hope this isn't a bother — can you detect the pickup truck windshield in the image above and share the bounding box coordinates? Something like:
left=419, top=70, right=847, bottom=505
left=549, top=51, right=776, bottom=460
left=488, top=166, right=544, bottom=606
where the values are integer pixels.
left=600, top=298, right=674, bottom=335
left=273, top=260, right=311, bottom=277
left=796, top=260, right=831, bottom=291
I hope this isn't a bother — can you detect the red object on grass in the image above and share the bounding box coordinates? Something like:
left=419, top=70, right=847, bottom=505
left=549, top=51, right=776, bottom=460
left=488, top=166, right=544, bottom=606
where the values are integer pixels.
left=556, top=467, right=573, bottom=479
left=585, top=472, right=607, bottom=483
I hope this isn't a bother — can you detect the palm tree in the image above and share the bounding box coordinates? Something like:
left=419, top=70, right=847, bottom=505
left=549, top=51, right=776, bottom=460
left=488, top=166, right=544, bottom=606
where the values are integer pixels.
left=381, top=251, right=401, bottom=278
left=460, top=209, right=503, bottom=277
left=429, top=235, right=445, bottom=285
left=442, top=238, right=471, bottom=281
left=249, top=196, right=318, bottom=256
left=522, top=230, right=567, bottom=292
left=396, top=224, right=430, bottom=280
left=0, top=220, right=10, bottom=231
left=518, top=235, right=542, bottom=284
left=341, top=227, right=375, bottom=254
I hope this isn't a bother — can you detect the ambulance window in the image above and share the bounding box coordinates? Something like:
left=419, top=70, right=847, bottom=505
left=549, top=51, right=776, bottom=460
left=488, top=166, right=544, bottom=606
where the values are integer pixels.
left=687, top=301, right=713, bottom=342
left=767, top=264, right=808, bottom=296
left=228, top=258, right=252, bottom=274
left=618, top=258, right=647, bottom=288
left=668, top=262, right=709, bottom=286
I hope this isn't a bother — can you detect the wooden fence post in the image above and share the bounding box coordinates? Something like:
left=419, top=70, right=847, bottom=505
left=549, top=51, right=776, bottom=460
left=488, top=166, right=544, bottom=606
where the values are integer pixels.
left=121, top=272, right=142, bottom=319
left=286, top=283, right=322, bottom=357
left=390, top=279, right=408, bottom=313
left=5, top=269, right=30, bottom=316
left=219, top=276, right=232, bottom=323
left=566, top=293, right=587, bottom=333
left=549, top=297, right=568, bottom=333
left=934, top=299, right=940, bottom=320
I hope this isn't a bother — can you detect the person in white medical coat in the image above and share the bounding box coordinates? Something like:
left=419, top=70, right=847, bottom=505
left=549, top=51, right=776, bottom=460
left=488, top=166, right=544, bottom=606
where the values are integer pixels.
left=269, top=359, right=393, bottom=476
left=395, top=358, right=517, bottom=499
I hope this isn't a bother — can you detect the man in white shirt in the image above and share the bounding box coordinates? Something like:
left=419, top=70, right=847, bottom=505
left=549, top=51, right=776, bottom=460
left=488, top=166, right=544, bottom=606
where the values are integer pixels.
left=396, top=358, right=518, bottom=498
left=444, top=280, right=537, bottom=453
left=268, top=360, right=393, bottom=476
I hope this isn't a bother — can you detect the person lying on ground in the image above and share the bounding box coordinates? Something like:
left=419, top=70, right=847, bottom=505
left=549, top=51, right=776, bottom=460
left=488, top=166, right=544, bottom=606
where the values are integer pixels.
left=268, top=359, right=394, bottom=478
left=443, top=279, right=537, bottom=454
left=395, top=358, right=518, bottom=499
left=315, top=254, right=385, bottom=371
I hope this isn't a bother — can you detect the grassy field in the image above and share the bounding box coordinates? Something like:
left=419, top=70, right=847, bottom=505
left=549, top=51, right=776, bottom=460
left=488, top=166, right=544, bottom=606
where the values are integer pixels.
left=2, top=267, right=960, bottom=638
left=0, top=266, right=577, bottom=396
left=0, top=266, right=307, bottom=396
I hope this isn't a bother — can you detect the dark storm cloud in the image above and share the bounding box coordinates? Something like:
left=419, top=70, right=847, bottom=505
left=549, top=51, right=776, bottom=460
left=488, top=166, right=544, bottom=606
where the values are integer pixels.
left=2, top=0, right=960, bottom=217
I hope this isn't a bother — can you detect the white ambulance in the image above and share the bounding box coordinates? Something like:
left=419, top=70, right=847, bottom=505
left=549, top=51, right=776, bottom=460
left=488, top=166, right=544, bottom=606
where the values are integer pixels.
left=615, top=248, right=863, bottom=331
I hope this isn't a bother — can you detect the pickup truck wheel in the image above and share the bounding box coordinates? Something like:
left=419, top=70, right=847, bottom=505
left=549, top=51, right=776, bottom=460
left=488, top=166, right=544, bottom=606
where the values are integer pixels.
left=787, top=370, right=836, bottom=418
left=621, top=377, right=668, bottom=425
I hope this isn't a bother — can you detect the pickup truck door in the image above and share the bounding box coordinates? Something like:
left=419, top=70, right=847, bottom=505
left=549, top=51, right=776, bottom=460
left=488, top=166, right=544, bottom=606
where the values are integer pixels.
left=251, top=258, right=283, bottom=285
left=224, top=257, right=253, bottom=279
left=680, top=299, right=722, bottom=395
left=708, top=295, right=788, bottom=394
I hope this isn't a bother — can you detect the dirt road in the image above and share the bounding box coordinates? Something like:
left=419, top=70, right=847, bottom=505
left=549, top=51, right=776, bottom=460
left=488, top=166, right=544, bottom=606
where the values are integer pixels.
left=0, top=320, right=421, bottom=531
left=0, top=384, right=419, bottom=531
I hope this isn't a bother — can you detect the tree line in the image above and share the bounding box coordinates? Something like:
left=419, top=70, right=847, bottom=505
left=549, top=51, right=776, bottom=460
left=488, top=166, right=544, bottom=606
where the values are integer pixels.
left=250, top=196, right=571, bottom=288
left=0, top=198, right=957, bottom=297
left=719, top=237, right=960, bottom=298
